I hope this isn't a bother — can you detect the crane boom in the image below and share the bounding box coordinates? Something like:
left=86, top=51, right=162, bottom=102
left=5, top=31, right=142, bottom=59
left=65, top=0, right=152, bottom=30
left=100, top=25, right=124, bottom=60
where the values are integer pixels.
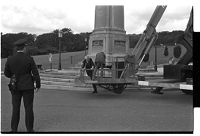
left=132, top=5, right=167, bottom=66
left=121, top=6, right=166, bottom=78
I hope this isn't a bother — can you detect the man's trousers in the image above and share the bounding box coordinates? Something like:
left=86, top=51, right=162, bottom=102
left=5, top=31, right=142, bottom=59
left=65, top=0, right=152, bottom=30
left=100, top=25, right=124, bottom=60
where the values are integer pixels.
left=11, top=89, right=34, bottom=132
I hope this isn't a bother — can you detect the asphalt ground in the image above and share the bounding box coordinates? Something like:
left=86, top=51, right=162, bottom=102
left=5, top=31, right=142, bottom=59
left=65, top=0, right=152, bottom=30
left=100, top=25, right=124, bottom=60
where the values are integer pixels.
left=1, top=76, right=193, bottom=133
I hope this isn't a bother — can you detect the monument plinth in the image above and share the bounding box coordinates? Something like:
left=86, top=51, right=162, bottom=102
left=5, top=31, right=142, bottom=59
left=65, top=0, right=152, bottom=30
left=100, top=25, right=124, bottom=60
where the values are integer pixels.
left=88, top=5, right=129, bottom=64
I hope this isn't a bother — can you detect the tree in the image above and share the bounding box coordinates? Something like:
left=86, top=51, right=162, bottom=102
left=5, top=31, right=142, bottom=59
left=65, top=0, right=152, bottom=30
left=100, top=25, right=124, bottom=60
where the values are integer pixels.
left=1, top=29, right=184, bottom=58
left=1, top=32, right=35, bottom=58
left=173, top=45, right=182, bottom=58
left=61, top=28, right=73, bottom=34
left=128, top=34, right=141, bottom=48
left=164, top=46, right=169, bottom=56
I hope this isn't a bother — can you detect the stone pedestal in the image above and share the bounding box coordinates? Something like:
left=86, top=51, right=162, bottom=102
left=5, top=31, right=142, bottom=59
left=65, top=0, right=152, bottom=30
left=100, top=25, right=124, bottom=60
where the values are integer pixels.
left=87, top=5, right=129, bottom=64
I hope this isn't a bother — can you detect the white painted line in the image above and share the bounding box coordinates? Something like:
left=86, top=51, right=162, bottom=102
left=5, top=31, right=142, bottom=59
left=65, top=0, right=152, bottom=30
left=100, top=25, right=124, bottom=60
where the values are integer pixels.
left=180, top=84, right=193, bottom=90
left=138, top=81, right=149, bottom=86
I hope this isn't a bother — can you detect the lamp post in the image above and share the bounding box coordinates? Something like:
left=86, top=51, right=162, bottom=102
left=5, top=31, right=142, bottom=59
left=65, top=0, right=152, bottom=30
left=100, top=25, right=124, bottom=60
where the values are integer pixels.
left=33, top=34, right=37, bottom=47
left=58, top=30, right=62, bottom=70
left=84, top=37, right=88, bottom=56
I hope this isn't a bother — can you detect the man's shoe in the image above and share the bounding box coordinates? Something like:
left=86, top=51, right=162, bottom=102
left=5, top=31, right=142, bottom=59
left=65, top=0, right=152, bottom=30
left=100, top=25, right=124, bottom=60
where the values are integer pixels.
left=151, top=90, right=163, bottom=94
left=92, top=91, right=97, bottom=93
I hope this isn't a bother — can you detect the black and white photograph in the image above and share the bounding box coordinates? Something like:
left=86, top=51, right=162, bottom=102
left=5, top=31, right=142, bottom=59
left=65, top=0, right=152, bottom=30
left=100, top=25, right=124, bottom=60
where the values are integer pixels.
left=1, top=0, right=197, bottom=134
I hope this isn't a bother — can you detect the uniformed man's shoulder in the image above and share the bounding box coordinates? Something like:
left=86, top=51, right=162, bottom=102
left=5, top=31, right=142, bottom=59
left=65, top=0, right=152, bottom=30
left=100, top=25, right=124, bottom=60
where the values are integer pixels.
left=25, top=54, right=33, bottom=59
left=18, top=53, right=34, bottom=63
left=7, top=55, right=14, bottom=60
left=25, top=54, right=34, bottom=61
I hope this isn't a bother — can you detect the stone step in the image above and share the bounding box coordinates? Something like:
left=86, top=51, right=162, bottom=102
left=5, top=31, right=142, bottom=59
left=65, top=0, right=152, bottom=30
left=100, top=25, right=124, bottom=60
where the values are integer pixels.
left=41, top=84, right=92, bottom=91
left=43, top=68, right=81, bottom=73
left=40, top=72, right=79, bottom=76
left=40, top=72, right=141, bottom=89
left=41, top=83, right=142, bottom=91
left=40, top=76, right=75, bottom=82
left=40, top=73, right=79, bottom=79
left=41, top=79, right=141, bottom=89
left=41, top=80, right=90, bottom=87
left=40, top=71, right=79, bottom=75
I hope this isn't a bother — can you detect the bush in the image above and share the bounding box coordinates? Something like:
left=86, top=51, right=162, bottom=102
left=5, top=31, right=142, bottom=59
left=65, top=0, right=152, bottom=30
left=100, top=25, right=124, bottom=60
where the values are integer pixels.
left=25, top=46, right=40, bottom=56
left=164, top=46, right=169, bottom=56
left=173, top=46, right=182, bottom=58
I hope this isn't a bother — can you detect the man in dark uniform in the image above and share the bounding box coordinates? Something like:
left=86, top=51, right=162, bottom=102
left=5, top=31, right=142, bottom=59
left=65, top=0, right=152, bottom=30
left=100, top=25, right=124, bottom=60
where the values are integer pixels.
left=81, top=56, right=97, bottom=93
left=4, top=38, right=41, bottom=132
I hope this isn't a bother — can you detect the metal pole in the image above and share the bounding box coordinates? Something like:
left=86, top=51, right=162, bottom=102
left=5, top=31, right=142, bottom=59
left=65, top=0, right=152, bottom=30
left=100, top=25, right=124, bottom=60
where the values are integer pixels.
left=84, top=46, right=87, bottom=56
left=58, top=31, right=62, bottom=70
left=71, top=56, right=73, bottom=64
left=154, top=45, right=157, bottom=71
left=84, top=38, right=87, bottom=56
left=85, top=47, right=87, bottom=56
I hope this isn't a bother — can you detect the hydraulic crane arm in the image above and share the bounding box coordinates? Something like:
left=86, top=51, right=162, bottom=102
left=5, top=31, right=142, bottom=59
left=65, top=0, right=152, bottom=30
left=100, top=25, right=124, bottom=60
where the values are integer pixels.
left=125, top=6, right=167, bottom=66
left=121, top=6, right=166, bottom=78
left=131, top=5, right=167, bottom=67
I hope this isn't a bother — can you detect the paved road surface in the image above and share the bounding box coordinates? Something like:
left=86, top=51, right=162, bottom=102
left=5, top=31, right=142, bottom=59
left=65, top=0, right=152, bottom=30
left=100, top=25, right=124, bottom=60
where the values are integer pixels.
left=1, top=76, right=193, bottom=132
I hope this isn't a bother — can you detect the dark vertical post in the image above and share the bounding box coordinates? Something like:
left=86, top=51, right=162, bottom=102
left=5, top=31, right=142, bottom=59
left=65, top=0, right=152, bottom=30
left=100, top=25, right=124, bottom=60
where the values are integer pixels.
left=71, top=56, right=73, bottom=65
left=50, top=62, right=52, bottom=71
left=154, top=45, right=157, bottom=71
left=84, top=37, right=88, bottom=56
left=58, top=30, right=62, bottom=70
left=58, top=37, right=61, bottom=70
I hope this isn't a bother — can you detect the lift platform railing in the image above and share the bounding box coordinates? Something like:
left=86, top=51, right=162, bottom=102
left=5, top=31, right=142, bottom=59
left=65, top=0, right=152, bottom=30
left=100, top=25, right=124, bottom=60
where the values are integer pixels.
left=79, top=56, right=129, bottom=83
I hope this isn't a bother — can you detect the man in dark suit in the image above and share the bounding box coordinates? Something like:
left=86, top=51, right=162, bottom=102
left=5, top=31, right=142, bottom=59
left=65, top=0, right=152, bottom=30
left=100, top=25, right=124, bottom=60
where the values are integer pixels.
left=81, top=56, right=97, bottom=93
left=4, top=38, right=41, bottom=132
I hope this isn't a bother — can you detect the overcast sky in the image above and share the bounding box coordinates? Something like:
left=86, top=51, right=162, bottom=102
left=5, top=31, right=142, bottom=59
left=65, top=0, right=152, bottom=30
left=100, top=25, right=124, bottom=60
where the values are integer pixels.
left=1, top=0, right=199, bottom=35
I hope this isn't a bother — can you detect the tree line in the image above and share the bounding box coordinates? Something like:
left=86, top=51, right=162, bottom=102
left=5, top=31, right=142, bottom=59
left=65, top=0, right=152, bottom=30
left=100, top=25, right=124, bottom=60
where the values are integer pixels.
left=1, top=28, right=184, bottom=58
left=128, top=30, right=184, bottom=48
left=1, top=28, right=91, bottom=58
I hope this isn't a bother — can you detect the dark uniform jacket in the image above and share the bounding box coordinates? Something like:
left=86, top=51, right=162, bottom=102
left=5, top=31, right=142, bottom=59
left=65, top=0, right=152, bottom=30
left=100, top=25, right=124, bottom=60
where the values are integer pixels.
left=81, top=58, right=95, bottom=69
left=4, top=52, right=41, bottom=90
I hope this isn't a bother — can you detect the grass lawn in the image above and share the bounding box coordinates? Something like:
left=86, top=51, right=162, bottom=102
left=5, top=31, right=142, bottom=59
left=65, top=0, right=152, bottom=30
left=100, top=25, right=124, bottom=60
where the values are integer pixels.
left=1, top=45, right=186, bottom=71
left=1, top=51, right=86, bottom=70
